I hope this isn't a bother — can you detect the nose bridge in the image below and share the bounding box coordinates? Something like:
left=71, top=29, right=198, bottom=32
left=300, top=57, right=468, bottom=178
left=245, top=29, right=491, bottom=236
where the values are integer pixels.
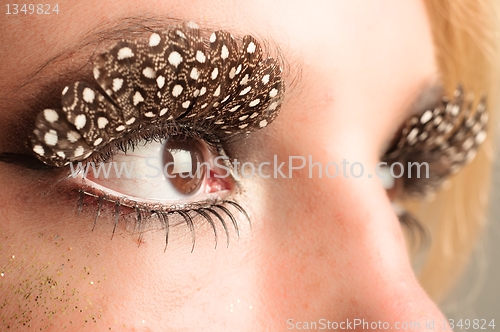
left=326, top=180, right=448, bottom=331
left=286, top=169, right=448, bottom=331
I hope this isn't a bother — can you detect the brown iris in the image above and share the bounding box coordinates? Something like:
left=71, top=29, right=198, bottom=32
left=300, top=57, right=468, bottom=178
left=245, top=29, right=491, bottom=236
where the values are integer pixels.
left=162, top=137, right=206, bottom=195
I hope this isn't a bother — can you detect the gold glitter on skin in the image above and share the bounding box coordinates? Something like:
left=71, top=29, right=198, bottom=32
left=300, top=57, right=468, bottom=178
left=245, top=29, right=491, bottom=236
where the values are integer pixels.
left=0, top=231, right=107, bottom=330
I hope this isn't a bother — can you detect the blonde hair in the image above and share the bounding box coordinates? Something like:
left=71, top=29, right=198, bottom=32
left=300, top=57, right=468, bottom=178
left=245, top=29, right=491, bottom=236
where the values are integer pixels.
left=409, top=0, right=500, bottom=301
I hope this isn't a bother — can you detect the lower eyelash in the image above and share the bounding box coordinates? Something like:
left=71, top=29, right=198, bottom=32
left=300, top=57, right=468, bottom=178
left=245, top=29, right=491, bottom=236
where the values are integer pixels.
left=395, top=207, right=429, bottom=251
left=76, top=189, right=250, bottom=251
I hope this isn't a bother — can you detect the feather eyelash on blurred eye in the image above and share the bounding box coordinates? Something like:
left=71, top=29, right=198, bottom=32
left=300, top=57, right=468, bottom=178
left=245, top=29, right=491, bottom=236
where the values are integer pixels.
left=383, top=85, right=488, bottom=197
left=30, top=21, right=284, bottom=167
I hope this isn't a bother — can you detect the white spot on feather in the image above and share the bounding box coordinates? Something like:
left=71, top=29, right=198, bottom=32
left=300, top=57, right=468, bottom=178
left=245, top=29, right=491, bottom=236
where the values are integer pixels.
left=168, top=51, right=183, bottom=67
left=74, top=146, right=85, bottom=157
left=211, top=67, right=219, bottom=80
left=239, top=86, right=251, bottom=96
left=268, top=102, right=279, bottom=111
left=97, top=117, right=109, bottom=129
left=44, top=109, right=59, bottom=123
left=112, top=78, right=123, bottom=92
left=420, top=110, right=432, bottom=124
left=82, top=88, right=95, bottom=103
left=67, top=131, right=80, bottom=143
left=249, top=99, right=260, bottom=107
left=74, top=114, right=86, bottom=130
left=172, top=85, right=183, bottom=97
left=190, top=67, right=200, bottom=80
left=221, top=45, right=229, bottom=59
left=229, top=105, right=240, bottom=113
left=142, top=67, right=156, bottom=79
left=476, top=131, right=487, bottom=144
left=33, top=145, right=45, bottom=156
left=247, top=41, right=256, bottom=53
left=196, top=50, right=206, bottom=63
left=156, top=76, right=165, bottom=89
left=133, top=91, right=144, bottom=105
left=117, top=47, right=134, bottom=60
left=213, top=85, right=221, bottom=97
left=149, top=33, right=161, bottom=47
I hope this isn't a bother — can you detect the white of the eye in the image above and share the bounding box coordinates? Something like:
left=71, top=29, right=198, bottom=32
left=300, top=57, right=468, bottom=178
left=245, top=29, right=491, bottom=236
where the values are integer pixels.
left=378, top=166, right=395, bottom=190
left=87, top=140, right=205, bottom=202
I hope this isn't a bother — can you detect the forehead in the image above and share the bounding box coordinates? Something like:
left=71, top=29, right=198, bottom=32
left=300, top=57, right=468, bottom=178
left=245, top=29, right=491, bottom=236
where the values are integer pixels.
left=0, top=0, right=434, bottom=80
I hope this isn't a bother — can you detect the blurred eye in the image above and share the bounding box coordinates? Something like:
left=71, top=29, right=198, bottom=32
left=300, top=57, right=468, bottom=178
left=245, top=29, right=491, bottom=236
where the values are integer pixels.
left=80, top=136, right=230, bottom=205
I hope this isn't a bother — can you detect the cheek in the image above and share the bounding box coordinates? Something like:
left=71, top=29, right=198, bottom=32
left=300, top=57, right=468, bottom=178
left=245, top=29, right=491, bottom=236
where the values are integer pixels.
left=0, top=179, right=260, bottom=331
left=0, top=217, right=110, bottom=329
left=0, top=165, right=264, bottom=330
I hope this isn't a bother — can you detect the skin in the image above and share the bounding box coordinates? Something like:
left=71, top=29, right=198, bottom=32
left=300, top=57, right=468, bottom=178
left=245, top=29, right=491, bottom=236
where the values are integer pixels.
left=0, top=0, right=451, bottom=330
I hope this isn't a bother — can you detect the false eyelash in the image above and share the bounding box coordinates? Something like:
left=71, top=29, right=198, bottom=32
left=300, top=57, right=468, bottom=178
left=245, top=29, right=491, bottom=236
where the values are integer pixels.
left=382, top=85, right=488, bottom=197
left=77, top=188, right=250, bottom=252
left=78, top=121, right=222, bottom=165
left=30, top=21, right=284, bottom=167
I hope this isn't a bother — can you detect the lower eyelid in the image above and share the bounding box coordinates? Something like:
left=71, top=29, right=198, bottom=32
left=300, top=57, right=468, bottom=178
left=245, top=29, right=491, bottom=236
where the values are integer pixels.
left=77, top=179, right=230, bottom=211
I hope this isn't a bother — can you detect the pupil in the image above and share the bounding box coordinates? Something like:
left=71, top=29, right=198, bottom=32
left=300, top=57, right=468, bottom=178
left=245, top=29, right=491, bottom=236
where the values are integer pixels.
left=162, top=137, right=205, bottom=195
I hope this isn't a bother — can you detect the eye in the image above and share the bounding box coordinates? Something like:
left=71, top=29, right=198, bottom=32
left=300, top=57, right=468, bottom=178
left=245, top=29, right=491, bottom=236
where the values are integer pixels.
left=27, top=22, right=284, bottom=248
left=380, top=86, right=488, bottom=247
left=80, top=136, right=231, bottom=204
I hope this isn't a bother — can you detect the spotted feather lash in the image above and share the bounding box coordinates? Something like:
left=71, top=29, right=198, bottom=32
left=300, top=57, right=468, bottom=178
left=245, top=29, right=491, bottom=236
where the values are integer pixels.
left=30, top=22, right=284, bottom=167
left=383, top=86, right=488, bottom=197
